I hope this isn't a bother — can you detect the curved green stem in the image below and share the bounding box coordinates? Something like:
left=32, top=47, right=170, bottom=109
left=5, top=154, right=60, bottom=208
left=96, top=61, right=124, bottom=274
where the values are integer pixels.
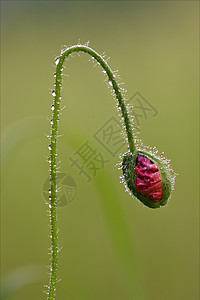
left=47, top=44, right=135, bottom=300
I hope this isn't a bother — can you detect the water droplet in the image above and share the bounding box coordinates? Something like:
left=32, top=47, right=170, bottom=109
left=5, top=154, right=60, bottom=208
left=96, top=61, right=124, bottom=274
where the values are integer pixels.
left=55, top=57, right=60, bottom=65
left=108, top=80, right=112, bottom=87
left=48, top=144, right=52, bottom=150
left=51, top=105, right=55, bottom=111
left=61, top=48, right=66, bottom=54
left=52, top=90, right=56, bottom=97
left=50, top=119, right=53, bottom=125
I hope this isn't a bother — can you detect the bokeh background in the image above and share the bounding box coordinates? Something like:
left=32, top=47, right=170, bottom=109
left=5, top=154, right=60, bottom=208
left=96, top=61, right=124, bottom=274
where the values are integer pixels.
left=1, top=1, right=199, bottom=300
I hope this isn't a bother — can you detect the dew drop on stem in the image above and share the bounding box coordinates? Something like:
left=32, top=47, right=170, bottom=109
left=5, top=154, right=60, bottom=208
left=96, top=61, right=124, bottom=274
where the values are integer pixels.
left=55, top=57, right=60, bottom=65
left=108, top=80, right=112, bottom=87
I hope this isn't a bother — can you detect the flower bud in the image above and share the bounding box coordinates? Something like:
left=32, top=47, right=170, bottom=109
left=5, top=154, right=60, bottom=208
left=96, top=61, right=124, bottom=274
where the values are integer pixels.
left=122, top=150, right=174, bottom=209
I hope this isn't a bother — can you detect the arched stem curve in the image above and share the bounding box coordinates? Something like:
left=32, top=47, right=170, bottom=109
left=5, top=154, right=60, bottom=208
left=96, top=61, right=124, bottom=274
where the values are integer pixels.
left=47, top=44, right=135, bottom=300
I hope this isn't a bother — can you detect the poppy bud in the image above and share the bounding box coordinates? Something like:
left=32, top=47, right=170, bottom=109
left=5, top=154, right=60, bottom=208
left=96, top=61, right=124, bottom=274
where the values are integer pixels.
left=122, top=150, right=174, bottom=209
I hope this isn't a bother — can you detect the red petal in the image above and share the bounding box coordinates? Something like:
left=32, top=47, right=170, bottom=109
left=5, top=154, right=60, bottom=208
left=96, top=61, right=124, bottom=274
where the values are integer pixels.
left=134, top=154, right=162, bottom=201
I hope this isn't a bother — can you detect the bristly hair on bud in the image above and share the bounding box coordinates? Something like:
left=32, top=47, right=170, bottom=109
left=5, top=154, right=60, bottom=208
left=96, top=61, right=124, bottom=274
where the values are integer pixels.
left=121, top=149, right=175, bottom=209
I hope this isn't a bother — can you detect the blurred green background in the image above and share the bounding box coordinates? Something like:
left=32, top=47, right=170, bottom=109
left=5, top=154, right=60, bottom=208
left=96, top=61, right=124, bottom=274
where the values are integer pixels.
left=1, top=1, right=199, bottom=300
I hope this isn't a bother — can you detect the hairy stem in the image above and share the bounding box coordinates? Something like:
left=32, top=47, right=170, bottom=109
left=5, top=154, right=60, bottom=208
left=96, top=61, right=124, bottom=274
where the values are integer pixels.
left=47, top=44, right=135, bottom=300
